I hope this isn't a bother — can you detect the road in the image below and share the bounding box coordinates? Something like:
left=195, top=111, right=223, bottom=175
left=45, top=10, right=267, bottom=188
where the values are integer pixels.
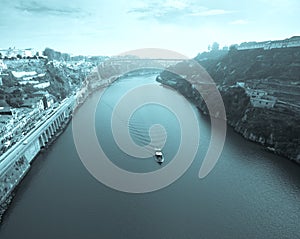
left=0, top=96, right=75, bottom=176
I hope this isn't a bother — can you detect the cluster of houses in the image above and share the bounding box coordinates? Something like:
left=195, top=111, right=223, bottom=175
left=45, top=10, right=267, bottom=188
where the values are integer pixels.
left=0, top=105, right=36, bottom=149
left=0, top=91, right=55, bottom=153
left=0, top=47, right=45, bottom=59
left=237, top=36, right=300, bottom=51
left=235, top=82, right=277, bottom=108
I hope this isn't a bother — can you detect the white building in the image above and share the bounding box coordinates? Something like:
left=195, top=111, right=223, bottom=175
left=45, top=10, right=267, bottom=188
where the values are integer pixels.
left=22, top=98, right=45, bottom=111
left=250, top=97, right=277, bottom=108
left=0, top=60, right=7, bottom=71
left=237, top=36, right=300, bottom=51
left=0, top=48, right=37, bottom=58
left=248, top=89, right=267, bottom=98
left=0, top=60, right=7, bottom=86
left=236, top=82, right=245, bottom=88
left=33, top=91, right=55, bottom=109
left=246, top=89, right=277, bottom=108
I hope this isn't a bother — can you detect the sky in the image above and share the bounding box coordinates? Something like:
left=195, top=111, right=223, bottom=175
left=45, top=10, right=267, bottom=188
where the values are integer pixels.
left=0, top=0, right=299, bottom=57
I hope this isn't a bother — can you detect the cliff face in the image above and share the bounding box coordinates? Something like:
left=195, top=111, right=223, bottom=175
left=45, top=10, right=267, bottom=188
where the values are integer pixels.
left=234, top=107, right=300, bottom=161
left=157, top=47, right=300, bottom=163
left=204, top=47, right=300, bottom=162
left=218, top=87, right=300, bottom=162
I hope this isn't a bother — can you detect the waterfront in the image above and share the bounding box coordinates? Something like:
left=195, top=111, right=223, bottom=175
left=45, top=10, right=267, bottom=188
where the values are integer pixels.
left=0, top=74, right=300, bottom=238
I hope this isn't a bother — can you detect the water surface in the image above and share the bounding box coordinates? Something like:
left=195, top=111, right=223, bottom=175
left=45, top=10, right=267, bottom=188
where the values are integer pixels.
left=0, top=74, right=299, bottom=239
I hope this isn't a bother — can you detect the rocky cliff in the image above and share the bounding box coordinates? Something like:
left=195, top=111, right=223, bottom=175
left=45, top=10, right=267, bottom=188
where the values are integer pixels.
left=157, top=47, right=300, bottom=163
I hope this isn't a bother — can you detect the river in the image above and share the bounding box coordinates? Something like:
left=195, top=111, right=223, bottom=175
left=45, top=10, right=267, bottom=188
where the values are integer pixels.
left=0, top=74, right=299, bottom=238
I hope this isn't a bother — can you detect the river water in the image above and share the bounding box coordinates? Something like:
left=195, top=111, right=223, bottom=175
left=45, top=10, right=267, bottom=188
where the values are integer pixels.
left=0, top=74, right=299, bottom=238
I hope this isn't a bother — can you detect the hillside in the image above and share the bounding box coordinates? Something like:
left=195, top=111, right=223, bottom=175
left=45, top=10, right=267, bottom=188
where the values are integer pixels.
left=157, top=46, right=300, bottom=163
left=0, top=57, right=97, bottom=106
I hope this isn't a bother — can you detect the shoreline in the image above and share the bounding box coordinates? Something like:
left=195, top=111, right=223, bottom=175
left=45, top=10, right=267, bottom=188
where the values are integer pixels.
left=0, top=105, right=73, bottom=223
left=157, top=76, right=300, bottom=166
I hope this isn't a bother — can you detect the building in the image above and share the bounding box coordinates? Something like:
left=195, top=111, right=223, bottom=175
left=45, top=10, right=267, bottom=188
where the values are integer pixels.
left=0, top=60, right=7, bottom=71
left=0, top=60, right=7, bottom=86
left=11, top=70, right=49, bottom=89
left=250, top=96, right=277, bottom=108
left=236, top=82, right=245, bottom=88
left=33, top=91, right=55, bottom=109
left=0, top=107, right=13, bottom=116
left=0, top=47, right=37, bottom=59
left=246, top=89, right=277, bottom=108
left=249, top=89, right=267, bottom=98
left=21, top=97, right=44, bottom=111
left=237, top=36, right=300, bottom=51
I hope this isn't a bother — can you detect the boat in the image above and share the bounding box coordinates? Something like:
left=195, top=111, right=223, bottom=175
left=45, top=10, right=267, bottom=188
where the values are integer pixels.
left=154, top=150, right=164, bottom=165
left=266, top=146, right=276, bottom=152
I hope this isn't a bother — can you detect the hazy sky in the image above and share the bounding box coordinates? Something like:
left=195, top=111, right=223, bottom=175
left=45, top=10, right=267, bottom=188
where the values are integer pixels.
left=0, top=0, right=299, bottom=57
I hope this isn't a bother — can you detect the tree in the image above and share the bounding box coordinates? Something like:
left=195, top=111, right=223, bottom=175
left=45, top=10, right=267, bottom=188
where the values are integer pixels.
left=43, top=48, right=55, bottom=60
left=22, top=83, right=36, bottom=96
left=43, top=48, right=61, bottom=61
left=62, top=53, right=71, bottom=61
left=211, top=42, right=220, bottom=51
left=229, top=44, right=238, bottom=52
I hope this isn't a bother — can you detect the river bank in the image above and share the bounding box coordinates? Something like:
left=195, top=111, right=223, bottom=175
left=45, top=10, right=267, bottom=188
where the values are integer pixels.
left=0, top=102, right=73, bottom=223
left=156, top=69, right=300, bottom=165
left=200, top=47, right=300, bottom=163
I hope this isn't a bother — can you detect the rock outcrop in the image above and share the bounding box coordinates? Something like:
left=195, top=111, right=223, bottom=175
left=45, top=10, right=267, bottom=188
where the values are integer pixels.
left=157, top=46, right=300, bottom=163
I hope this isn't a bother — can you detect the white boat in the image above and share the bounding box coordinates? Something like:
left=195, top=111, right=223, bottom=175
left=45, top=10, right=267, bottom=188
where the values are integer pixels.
left=155, top=150, right=164, bottom=165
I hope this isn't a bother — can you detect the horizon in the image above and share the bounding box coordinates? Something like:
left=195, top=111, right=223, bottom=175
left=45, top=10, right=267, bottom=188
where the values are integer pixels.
left=0, top=0, right=299, bottom=57
left=1, top=34, right=300, bottom=58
